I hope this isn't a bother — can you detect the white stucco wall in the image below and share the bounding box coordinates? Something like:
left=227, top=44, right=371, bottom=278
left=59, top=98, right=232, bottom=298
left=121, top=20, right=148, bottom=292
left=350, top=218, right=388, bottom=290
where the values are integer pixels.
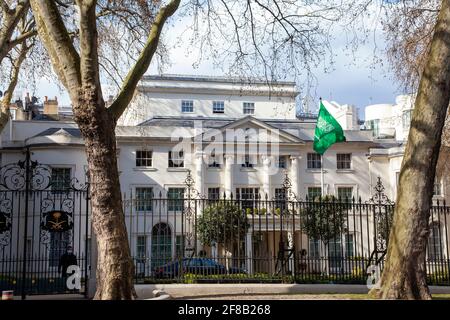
left=119, top=77, right=299, bottom=126
left=364, top=95, right=415, bottom=141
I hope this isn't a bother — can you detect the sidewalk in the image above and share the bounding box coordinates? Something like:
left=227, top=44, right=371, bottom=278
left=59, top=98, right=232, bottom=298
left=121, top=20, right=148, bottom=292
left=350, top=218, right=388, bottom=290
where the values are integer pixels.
left=135, top=283, right=450, bottom=299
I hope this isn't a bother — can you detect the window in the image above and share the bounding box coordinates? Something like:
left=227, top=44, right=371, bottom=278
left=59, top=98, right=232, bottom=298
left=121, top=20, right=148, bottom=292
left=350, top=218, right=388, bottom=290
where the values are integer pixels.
left=208, top=152, right=221, bottom=168
left=151, top=223, right=172, bottom=268
left=241, top=155, right=255, bottom=168
left=213, top=101, right=225, bottom=114
left=49, top=231, right=70, bottom=267
left=169, top=150, right=184, bottom=168
left=367, top=119, right=380, bottom=137
left=208, top=187, right=221, bottom=200
left=345, top=234, right=354, bottom=257
left=51, top=167, right=71, bottom=192
left=274, top=188, right=287, bottom=212
left=402, top=110, right=412, bottom=130
left=243, top=102, right=255, bottom=115
left=277, top=156, right=287, bottom=169
left=236, top=188, right=259, bottom=211
left=307, top=153, right=322, bottom=169
left=328, top=237, right=343, bottom=270
left=176, top=235, right=185, bottom=258
left=135, top=187, right=153, bottom=212
left=168, top=188, right=184, bottom=211
left=307, top=187, right=322, bottom=201
left=136, top=235, right=147, bottom=258
left=433, top=180, right=442, bottom=196
left=337, top=153, right=351, bottom=170
left=427, top=223, right=443, bottom=261
left=308, top=238, right=320, bottom=258
left=135, top=150, right=153, bottom=167
left=337, top=187, right=353, bottom=202
left=181, top=100, right=194, bottom=113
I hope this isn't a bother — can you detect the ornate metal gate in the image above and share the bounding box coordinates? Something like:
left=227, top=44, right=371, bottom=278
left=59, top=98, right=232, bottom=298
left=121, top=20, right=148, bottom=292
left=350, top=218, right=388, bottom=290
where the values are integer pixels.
left=0, top=148, right=90, bottom=299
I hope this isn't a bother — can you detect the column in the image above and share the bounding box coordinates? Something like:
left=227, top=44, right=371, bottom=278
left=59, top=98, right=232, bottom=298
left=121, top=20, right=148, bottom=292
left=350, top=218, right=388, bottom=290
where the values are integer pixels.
left=194, top=152, right=204, bottom=196
left=290, top=155, right=301, bottom=198
left=261, top=155, right=273, bottom=199
left=224, top=155, right=234, bottom=198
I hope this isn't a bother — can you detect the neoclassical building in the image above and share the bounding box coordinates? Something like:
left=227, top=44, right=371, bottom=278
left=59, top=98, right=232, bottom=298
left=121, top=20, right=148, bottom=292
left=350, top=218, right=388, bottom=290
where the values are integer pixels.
left=0, top=75, right=448, bottom=284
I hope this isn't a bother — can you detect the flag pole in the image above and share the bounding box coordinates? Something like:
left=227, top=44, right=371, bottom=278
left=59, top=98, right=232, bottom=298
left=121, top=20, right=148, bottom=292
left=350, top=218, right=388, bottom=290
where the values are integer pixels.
left=319, top=97, right=325, bottom=197
left=321, top=154, right=325, bottom=196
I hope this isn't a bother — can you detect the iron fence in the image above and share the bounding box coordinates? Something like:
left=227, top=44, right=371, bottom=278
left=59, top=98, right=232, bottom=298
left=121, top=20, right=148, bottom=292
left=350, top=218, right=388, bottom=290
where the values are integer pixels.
left=0, top=150, right=91, bottom=298
left=1, top=153, right=449, bottom=298
left=124, top=174, right=450, bottom=286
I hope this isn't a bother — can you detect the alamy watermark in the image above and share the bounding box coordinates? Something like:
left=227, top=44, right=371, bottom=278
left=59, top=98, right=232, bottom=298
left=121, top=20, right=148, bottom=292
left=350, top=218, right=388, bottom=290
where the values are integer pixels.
left=66, top=265, right=81, bottom=290
left=170, top=120, right=285, bottom=175
left=366, top=265, right=381, bottom=289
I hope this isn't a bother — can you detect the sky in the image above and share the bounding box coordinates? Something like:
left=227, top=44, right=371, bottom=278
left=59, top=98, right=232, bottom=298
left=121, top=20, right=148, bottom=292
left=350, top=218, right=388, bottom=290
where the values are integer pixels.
left=26, top=6, right=404, bottom=121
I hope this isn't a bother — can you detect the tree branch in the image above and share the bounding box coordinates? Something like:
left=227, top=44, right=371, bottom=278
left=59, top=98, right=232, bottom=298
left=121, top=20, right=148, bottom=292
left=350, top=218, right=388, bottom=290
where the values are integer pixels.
left=0, top=0, right=10, bottom=13
left=8, top=28, right=37, bottom=48
left=0, top=0, right=30, bottom=63
left=30, top=0, right=81, bottom=99
left=0, top=42, right=31, bottom=131
left=108, top=0, right=181, bottom=120
left=77, top=0, right=101, bottom=89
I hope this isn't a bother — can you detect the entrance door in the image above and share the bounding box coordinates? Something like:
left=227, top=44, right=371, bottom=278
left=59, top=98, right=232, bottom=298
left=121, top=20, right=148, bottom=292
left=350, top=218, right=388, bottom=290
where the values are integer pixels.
left=151, top=223, right=172, bottom=270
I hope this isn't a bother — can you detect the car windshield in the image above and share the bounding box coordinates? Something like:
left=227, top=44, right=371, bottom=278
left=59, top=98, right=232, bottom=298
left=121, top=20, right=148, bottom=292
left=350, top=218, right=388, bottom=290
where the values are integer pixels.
left=201, top=259, right=219, bottom=267
left=184, top=258, right=202, bottom=266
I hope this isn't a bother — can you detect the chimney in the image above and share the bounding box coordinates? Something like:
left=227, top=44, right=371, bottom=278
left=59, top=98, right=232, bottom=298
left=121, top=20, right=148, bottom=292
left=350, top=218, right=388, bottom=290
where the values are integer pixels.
left=43, top=96, right=59, bottom=120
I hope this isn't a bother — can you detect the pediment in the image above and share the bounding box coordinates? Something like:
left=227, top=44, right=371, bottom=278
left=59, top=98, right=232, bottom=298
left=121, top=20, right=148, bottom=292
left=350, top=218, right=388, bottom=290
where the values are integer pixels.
left=200, top=116, right=304, bottom=144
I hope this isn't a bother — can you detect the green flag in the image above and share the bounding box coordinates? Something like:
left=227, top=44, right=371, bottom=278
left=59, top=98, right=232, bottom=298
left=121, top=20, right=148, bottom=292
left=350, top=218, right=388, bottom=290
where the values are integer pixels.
left=313, top=101, right=346, bottom=155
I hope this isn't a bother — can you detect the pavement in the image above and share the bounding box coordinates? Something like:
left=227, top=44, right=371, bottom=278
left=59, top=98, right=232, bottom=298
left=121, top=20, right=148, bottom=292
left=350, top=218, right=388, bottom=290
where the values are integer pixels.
left=135, top=283, right=450, bottom=299
left=4, top=284, right=449, bottom=300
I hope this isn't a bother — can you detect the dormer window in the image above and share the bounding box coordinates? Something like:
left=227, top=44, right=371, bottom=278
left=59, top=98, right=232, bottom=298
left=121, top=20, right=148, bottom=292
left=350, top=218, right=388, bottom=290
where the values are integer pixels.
left=213, top=101, right=225, bottom=114
left=181, top=100, right=194, bottom=113
left=243, top=102, right=255, bottom=115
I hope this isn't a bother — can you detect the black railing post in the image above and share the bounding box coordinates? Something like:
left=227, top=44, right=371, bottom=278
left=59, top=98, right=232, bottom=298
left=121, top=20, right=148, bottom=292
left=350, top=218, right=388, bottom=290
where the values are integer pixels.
left=83, top=175, right=90, bottom=298
left=21, top=147, right=31, bottom=300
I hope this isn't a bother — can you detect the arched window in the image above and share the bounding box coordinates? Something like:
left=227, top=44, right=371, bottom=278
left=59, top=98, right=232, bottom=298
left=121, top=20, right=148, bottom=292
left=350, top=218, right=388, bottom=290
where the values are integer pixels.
left=151, top=223, right=172, bottom=269
left=427, top=223, right=443, bottom=261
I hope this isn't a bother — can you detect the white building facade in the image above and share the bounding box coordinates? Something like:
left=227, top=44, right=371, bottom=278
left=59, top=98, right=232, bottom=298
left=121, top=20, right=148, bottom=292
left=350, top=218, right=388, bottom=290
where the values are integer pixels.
left=0, top=75, right=448, bottom=291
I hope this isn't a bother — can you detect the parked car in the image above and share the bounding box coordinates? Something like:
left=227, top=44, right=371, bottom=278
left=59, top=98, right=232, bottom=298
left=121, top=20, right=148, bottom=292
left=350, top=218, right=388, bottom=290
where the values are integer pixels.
left=153, top=258, right=246, bottom=278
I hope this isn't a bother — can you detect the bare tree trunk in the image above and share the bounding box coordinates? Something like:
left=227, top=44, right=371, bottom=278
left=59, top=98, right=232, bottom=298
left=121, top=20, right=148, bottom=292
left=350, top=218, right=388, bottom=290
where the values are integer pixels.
left=74, top=89, right=134, bottom=300
left=376, top=0, right=450, bottom=300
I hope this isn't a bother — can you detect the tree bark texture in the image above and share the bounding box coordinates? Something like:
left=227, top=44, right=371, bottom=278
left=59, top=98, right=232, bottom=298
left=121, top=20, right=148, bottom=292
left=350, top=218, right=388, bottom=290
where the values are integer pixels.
left=377, top=0, right=450, bottom=300
left=74, top=88, right=134, bottom=300
left=28, top=0, right=180, bottom=299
